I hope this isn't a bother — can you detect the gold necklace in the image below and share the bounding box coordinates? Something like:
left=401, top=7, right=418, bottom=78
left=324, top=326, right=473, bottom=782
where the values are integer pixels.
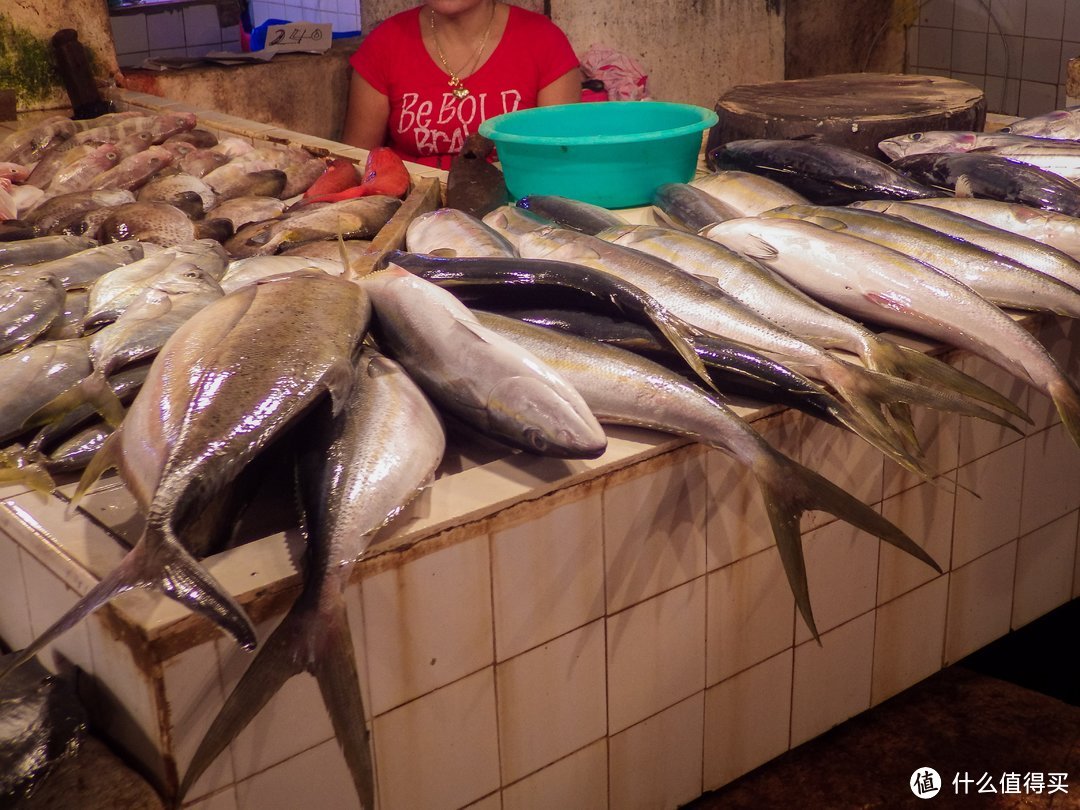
left=430, top=4, right=495, bottom=99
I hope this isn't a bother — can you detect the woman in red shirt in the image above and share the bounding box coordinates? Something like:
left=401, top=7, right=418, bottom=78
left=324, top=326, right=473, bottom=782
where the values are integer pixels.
left=341, top=0, right=581, bottom=170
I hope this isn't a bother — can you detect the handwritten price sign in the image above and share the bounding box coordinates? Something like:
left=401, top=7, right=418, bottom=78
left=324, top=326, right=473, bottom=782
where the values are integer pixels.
left=262, top=22, right=333, bottom=54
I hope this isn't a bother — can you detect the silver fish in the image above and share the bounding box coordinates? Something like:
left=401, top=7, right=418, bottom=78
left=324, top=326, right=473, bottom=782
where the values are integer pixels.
left=651, top=182, right=741, bottom=232
left=179, top=348, right=445, bottom=809
left=477, top=311, right=940, bottom=639
left=42, top=290, right=89, bottom=341
left=0, top=339, right=92, bottom=444
left=1001, top=105, right=1080, bottom=139
left=480, top=204, right=551, bottom=249
left=0, top=117, right=77, bottom=165
left=2, top=241, right=147, bottom=290
left=705, top=216, right=1080, bottom=448
left=137, top=172, right=219, bottom=214
left=0, top=272, right=372, bottom=678
left=877, top=131, right=1057, bottom=160
left=0, top=272, right=65, bottom=354
left=203, top=195, right=285, bottom=230
left=219, top=255, right=343, bottom=294
left=361, top=264, right=607, bottom=457
left=690, top=170, right=811, bottom=217
left=44, top=143, right=121, bottom=198
left=90, top=146, right=173, bottom=191
left=22, top=189, right=136, bottom=236
left=516, top=194, right=627, bottom=234
left=0, top=235, right=100, bottom=268
left=406, top=208, right=517, bottom=257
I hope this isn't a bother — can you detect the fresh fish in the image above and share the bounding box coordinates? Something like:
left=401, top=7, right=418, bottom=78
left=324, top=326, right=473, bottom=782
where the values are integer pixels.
left=877, top=131, right=1059, bottom=160
left=8, top=185, right=45, bottom=220
left=689, top=170, right=810, bottom=216
left=219, top=255, right=343, bottom=294
left=0, top=339, right=92, bottom=444
left=52, top=202, right=129, bottom=241
left=765, top=204, right=1080, bottom=317
left=211, top=137, right=256, bottom=158
left=385, top=249, right=714, bottom=389
left=279, top=154, right=328, bottom=199
left=225, top=195, right=401, bottom=257
left=279, top=239, right=373, bottom=263
left=0, top=220, right=36, bottom=242
left=303, top=157, right=359, bottom=200
left=406, top=208, right=516, bottom=257
left=1, top=241, right=147, bottom=290
left=597, top=223, right=1026, bottom=422
left=0, top=272, right=373, bottom=678
left=71, top=112, right=196, bottom=149
left=0, top=235, right=99, bottom=268
left=179, top=348, right=445, bottom=809
left=709, top=139, right=941, bottom=204
left=39, top=422, right=111, bottom=474
left=137, top=172, right=218, bottom=214
left=22, top=189, right=136, bottom=236
left=1000, top=105, right=1080, bottom=138
left=101, top=201, right=225, bottom=247
left=516, top=194, right=627, bottom=234
left=112, top=130, right=157, bottom=160
left=0, top=161, right=30, bottom=184
left=890, top=152, right=1080, bottom=217
left=851, top=199, right=1080, bottom=292
left=163, top=128, right=218, bottom=149
left=297, top=148, right=411, bottom=206
left=361, top=264, right=606, bottom=457
left=25, top=141, right=91, bottom=189
left=44, top=143, right=121, bottom=198
left=203, top=195, right=284, bottom=230
left=517, top=226, right=996, bottom=477
left=202, top=160, right=287, bottom=200
left=496, top=306, right=848, bottom=423
left=480, top=204, right=551, bottom=248
left=908, top=197, right=1080, bottom=261
left=175, top=148, right=230, bottom=178
left=0, top=117, right=77, bottom=165
left=0, top=272, right=65, bottom=354
left=0, top=179, right=16, bottom=221
left=90, top=146, right=173, bottom=191
left=651, top=182, right=741, bottom=232
left=477, top=311, right=941, bottom=639
left=446, top=133, right=508, bottom=217
left=42, top=290, right=90, bottom=341
left=705, top=216, right=1080, bottom=448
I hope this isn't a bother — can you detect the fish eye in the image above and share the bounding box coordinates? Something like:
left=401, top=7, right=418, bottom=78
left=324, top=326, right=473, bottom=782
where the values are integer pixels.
left=525, top=428, right=548, bottom=452
left=911, top=133, right=922, bottom=141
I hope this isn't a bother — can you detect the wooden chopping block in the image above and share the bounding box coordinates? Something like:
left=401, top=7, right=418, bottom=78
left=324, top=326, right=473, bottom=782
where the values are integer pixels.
left=705, top=73, right=986, bottom=161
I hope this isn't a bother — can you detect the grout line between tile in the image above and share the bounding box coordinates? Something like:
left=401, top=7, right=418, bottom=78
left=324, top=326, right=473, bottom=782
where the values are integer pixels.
left=599, top=472, right=612, bottom=810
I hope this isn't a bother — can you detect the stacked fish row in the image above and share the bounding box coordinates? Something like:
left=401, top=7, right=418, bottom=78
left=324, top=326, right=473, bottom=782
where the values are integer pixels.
left=1, top=103, right=1078, bottom=809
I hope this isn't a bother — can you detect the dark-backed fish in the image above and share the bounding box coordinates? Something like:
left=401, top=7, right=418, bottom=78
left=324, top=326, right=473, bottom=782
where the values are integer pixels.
left=516, top=194, right=627, bottom=235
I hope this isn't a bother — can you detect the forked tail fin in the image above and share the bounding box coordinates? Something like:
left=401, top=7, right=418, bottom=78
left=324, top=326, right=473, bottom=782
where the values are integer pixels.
left=1049, top=375, right=1080, bottom=451
left=754, top=447, right=942, bottom=642
left=179, top=588, right=373, bottom=808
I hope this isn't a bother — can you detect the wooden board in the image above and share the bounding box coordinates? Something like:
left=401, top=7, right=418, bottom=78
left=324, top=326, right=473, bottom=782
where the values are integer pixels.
left=705, top=73, right=986, bottom=161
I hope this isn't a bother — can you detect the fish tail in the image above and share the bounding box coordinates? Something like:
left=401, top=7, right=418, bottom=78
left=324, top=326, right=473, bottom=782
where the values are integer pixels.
left=68, top=427, right=123, bottom=515
left=649, top=309, right=717, bottom=392
left=0, top=456, right=56, bottom=495
left=1049, top=375, right=1080, bottom=450
left=872, top=341, right=1032, bottom=423
left=755, top=447, right=943, bottom=641
left=149, top=519, right=257, bottom=652
left=0, top=541, right=156, bottom=682
left=179, top=591, right=373, bottom=809
left=25, top=372, right=127, bottom=431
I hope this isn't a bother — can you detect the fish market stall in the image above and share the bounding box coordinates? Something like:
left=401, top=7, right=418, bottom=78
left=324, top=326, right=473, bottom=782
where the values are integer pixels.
left=1, top=89, right=1079, bottom=810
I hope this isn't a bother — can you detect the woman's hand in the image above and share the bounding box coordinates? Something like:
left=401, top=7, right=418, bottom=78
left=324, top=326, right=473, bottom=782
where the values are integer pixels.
left=341, top=72, right=392, bottom=149
left=537, top=66, right=583, bottom=107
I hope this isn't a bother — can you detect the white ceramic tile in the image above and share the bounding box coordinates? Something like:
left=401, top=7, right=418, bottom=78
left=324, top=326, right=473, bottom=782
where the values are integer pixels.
left=363, top=533, right=493, bottom=715
left=918, top=26, right=954, bottom=70
left=83, top=619, right=165, bottom=787
left=704, top=447, right=774, bottom=571
left=991, top=0, right=1028, bottom=37
left=790, top=612, right=875, bottom=748
left=794, top=516, right=880, bottom=645
left=1025, top=0, right=1065, bottom=38
left=956, top=0, right=991, bottom=31
left=491, top=493, right=604, bottom=662
left=184, top=3, right=223, bottom=46
left=793, top=416, right=884, bottom=535
left=608, top=692, right=704, bottom=810
left=1012, top=511, right=1078, bottom=628
left=147, top=8, right=188, bottom=49
left=944, top=540, right=1017, bottom=663
left=883, top=404, right=960, bottom=500
left=502, top=740, right=607, bottom=810
left=879, top=482, right=953, bottom=604
left=20, top=551, right=94, bottom=677
left=985, top=75, right=1022, bottom=115
left=703, top=649, right=793, bottom=792
left=1021, top=37, right=1064, bottom=83
left=234, top=737, right=362, bottom=810
left=496, top=620, right=606, bottom=784
left=952, top=441, right=1025, bottom=568
left=705, top=546, right=794, bottom=685
left=955, top=353, right=1030, bottom=465
left=462, top=793, right=502, bottom=810
left=1021, top=423, right=1080, bottom=535
left=216, top=613, right=335, bottom=782
left=871, top=576, right=949, bottom=705
left=373, top=668, right=500, bottom=810
left=1018, top=80, right=1062, bottom=118
left=163, top=641, right=236, bottom=801
left=110, top=13, right=150, bottom=54
left=987, top=33, right=1025, bottom=77
left=920, top=1, right=955, bottom=28
left=182, top=785, right=238, bottom=810
left=603, top=450, right=708, bottom=613
left=606, top=578, right=706, bottom=734
left=0, top=540, right=32, bottom=650
left=952, top=29, right=989, bottom=73
left=342, top=578, right=373, bottom=724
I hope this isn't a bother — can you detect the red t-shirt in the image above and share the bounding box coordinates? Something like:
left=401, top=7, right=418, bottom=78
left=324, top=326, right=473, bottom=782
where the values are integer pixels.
left=350, top=6, right=579, bottom=169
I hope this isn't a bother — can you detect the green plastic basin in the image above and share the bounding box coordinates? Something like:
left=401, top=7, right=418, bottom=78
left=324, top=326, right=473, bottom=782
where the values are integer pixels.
left=478, top=101, right=719, bottom=209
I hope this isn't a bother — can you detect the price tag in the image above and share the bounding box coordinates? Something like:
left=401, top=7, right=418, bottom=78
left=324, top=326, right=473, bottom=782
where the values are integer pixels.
left=262, top=22, right=333, bottom=54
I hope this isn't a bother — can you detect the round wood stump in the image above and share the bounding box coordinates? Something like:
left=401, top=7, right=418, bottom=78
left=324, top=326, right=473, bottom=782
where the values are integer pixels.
left=705, top=73, right=986, bottom=161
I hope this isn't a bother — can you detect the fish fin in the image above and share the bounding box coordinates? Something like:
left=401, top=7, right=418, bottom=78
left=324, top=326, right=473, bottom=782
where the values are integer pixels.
left=24, top=372, right=126, bottom=432
left=1048, top=375, right=1080, bottom=451
left=755, top=445, right=942, bottom=640
left=796, top=215, right=850, bottom=233
left=735, top=234, right=779, bottom=262
left=69, top=427, right=124, bottom=515
left=429, top=248, right=458, bottom=258
left=954, top=174, right=975, bottom=197
left=180, top=587, right=373, bottom=808
left=324, top=357, right=359, bottom=416
left=649, top=310, right=719, bottom=393
left=0, top=457, right=56, bottom=495
left=881, top=343, right=1032, bottom=424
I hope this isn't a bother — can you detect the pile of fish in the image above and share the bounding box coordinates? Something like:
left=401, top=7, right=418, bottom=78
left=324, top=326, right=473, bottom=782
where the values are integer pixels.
left=2, top=102, right=1080, bottom=808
